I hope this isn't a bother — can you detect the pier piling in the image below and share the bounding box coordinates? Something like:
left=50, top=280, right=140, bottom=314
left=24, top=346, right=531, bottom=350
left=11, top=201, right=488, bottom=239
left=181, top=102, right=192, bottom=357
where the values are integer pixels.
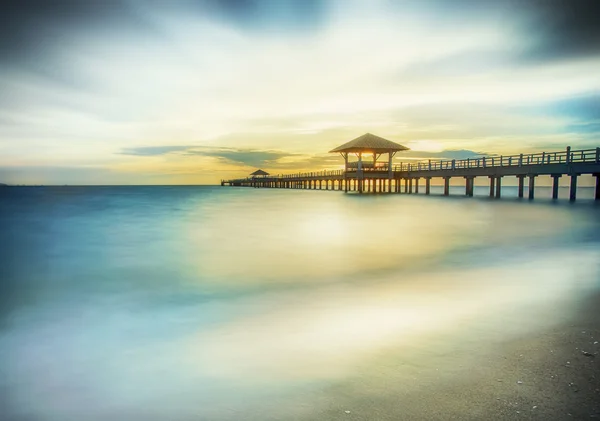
left=528, top=175, right=536, bottom=200
left=570, top=174, right=578, bottom=201
left=464, top=177, right=474, bottom=197
left=517, top=175, right=525, bottom=198
left=495, top=177, right=502, bottom=198
left=552, top=175, right=561, bottom=199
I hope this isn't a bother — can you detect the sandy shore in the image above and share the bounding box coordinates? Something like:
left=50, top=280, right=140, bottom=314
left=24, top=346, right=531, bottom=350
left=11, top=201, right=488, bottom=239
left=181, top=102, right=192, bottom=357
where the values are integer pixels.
left=299, top=293, right=600, bottom=421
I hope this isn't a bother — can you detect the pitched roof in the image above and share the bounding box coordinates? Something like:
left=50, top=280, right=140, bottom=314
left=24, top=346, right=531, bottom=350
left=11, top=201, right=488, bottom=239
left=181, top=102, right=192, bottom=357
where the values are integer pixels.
left=250, top=169, right=269, bottom=176
left=329, top=133, right=410, bottom=153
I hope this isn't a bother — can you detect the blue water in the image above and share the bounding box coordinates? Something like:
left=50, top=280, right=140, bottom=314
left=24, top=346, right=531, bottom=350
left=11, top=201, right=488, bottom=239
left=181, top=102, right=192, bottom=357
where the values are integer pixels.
left=1, top=186, right=599, bottom=420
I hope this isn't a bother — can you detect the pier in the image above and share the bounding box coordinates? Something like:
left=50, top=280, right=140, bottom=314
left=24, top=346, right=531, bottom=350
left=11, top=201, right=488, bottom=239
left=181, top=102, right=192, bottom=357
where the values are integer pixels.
left=222, top=133, right=600, bottom=201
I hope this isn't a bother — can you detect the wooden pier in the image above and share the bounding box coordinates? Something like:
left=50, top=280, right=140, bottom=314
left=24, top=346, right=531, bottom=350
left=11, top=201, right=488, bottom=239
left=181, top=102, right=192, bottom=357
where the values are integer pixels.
left=222, top=134, right=600, bottom=201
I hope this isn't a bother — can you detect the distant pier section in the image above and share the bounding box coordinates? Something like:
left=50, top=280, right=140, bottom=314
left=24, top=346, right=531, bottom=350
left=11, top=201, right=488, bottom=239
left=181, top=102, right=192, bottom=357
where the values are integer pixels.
left=222, top=133, right=600, bottom=201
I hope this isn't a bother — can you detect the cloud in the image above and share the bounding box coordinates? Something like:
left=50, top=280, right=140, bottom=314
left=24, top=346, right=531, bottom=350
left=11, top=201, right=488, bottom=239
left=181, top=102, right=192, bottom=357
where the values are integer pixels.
left=0, top=0, right=325, bottom=66
left=0, top=1, right=160, bottom=65
left=116, top=142, right=347, bottom=172
left=2, top=1, right=600, bottom=185
left=398, top=0, right=600, bottom=63
left=119, top=145, right=195, bottom=156
left=397, top=49, right=514, bottom=80
left=403, top=149, right=488, bottom=160
left=186, top=148, right=296, bottom=167
left=521, top=0, right=600, bottom=62
left=201, top=0, right=326, bottom=32
left=118, top=145, right=301, bottom=168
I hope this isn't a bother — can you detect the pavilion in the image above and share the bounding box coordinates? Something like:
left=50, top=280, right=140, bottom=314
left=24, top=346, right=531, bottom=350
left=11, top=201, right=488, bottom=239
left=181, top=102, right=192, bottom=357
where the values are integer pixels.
left=330, top=133, right=409, bottom=193
left=249, top=169, right=270, bottom=179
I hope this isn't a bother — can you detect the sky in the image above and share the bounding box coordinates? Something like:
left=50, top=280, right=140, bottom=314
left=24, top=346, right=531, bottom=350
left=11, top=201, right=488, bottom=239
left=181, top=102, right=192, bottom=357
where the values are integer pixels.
left=1, top=0, right=599, bottom=185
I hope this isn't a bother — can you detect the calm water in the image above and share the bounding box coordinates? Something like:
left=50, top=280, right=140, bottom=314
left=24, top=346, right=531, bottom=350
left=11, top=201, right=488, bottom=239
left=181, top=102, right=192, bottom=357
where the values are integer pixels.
left=1, top=186, right=599, bottom=420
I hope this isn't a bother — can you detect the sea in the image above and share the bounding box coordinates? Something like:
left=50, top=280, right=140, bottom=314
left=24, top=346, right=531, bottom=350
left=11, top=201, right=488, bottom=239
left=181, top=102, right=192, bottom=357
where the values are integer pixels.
left=1, top=185, right=599, bottom=420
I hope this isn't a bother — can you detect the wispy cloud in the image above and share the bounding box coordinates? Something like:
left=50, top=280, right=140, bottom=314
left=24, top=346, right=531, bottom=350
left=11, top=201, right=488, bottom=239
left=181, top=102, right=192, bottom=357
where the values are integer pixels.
left=185, top=148, right=297, bottom=167
left=518, top=0, right=600, bottom=62
left=118, top=144, right=489, bottom=170
left=118, top=145, right=302, bottom=168
left=119, top=146, right=195, bottom=156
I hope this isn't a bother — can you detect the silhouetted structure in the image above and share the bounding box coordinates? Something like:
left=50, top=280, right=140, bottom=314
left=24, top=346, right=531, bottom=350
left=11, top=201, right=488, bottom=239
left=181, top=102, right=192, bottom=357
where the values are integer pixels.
left=222, top=134, right=600, bottom=201
left=250, top=169, right=269, bottom=178
left=329, top=133, right=409, bottom=193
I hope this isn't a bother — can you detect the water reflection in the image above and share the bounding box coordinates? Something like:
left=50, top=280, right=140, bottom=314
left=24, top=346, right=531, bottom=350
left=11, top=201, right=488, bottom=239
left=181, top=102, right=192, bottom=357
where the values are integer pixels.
left=185, top=189, right=583, bottom=284
left=0, top=186, right=599, bottom=420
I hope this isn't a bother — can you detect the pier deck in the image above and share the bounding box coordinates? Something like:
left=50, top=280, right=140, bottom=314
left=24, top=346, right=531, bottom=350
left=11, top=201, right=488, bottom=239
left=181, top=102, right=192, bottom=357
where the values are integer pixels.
left=222, top=147, right=600, bottom=201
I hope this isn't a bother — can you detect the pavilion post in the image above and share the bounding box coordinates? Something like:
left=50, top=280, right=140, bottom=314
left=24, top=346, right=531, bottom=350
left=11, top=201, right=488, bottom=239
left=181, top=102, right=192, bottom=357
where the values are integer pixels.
left=343, top=153, right=349, bottom=193
left=358, top=152, right=363, bottom=193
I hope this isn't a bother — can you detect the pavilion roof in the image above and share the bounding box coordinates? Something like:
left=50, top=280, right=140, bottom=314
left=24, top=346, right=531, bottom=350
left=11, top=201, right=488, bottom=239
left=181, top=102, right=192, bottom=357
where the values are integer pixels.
left=250, top=169, right=269, bottom=176
left=329, top=133, right=410, bottom=153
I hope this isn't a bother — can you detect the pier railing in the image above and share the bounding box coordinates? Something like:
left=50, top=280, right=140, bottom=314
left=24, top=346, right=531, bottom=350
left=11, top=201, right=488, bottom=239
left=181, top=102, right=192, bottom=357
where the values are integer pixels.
left=266, top=147, right=600, bottom=179
left=223, top=147, right=600, bottom=183
left=394, top=147, right=599, bottom=172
